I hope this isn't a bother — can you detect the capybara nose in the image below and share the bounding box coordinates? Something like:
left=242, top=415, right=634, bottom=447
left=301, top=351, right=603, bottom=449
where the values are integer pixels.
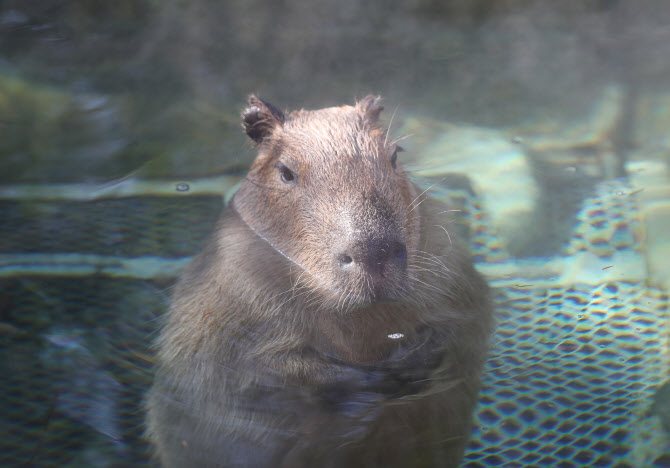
left=336, top=238, right=407, bottom=277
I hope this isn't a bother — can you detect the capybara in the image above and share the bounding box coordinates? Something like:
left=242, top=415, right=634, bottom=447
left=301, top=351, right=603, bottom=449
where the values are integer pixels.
left=146, top=95, right=493, bottom=468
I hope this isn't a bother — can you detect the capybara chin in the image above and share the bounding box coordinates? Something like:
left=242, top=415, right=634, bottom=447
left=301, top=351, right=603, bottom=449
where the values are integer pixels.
left=146, top=95, right=493, bottom=468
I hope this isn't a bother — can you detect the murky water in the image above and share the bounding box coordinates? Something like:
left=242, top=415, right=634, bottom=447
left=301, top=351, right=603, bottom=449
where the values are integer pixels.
left=1, top=2, right=668, bottom=467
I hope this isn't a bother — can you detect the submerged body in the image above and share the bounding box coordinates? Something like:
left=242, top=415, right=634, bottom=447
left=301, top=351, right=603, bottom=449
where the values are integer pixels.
left=147, top=96, right=493, bottom=467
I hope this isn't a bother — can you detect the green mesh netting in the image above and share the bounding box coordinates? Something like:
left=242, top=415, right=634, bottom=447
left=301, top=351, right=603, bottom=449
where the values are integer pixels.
left=0, top=181, right=667, bottom=467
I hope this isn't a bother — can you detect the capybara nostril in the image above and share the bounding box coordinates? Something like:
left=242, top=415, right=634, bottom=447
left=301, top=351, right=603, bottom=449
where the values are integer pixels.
left=364, top=239, right=408, bottom=275
left=391, top=241, right=407, bottom=265
left=336, top=253, right=353, bottom=267
left=335, top=238, right=407, bottom=276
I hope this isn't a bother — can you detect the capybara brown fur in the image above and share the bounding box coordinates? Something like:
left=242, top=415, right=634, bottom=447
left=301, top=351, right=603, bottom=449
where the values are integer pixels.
left=146, top=95, right=493, bottom=468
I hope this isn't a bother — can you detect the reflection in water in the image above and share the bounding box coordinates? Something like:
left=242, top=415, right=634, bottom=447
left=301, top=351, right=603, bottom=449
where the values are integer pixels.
left=41, top=328, right=124, bottom=447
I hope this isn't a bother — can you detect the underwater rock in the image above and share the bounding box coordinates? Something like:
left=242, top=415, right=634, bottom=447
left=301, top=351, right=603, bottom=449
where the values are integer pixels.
left=627, top=159, right=670, bottom=290
left=0, top=75, right=128, bottom=183
left=632, top=90, right=670, bottom=165
left=398, top=117, right=537, bottom=254
left=652, top=381, right=670, bottom=433
left=519, top=84, right=626, bottom=180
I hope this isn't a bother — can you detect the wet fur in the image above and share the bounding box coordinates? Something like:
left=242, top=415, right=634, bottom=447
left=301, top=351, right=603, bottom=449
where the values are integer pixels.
left=146, top=96, right=493, bottom=467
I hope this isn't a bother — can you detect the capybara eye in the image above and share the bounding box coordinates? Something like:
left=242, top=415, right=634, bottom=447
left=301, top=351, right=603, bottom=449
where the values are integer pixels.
left=390, top=145, right=403, bottom=169
left=276, top=163, right=296, bottom=184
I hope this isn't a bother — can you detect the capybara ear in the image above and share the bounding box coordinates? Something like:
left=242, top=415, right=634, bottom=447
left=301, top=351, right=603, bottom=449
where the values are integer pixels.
left=356, top=95, right=384, bottom=123
left=242, top=95, right=286, bottom=143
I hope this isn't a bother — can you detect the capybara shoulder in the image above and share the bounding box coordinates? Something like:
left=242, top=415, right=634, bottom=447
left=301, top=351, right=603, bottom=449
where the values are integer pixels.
left=146, top=95, right=493, bottom=468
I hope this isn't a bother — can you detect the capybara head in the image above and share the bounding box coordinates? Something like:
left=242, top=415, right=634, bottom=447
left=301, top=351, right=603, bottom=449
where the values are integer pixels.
left=233, top=95, right=421, bottom=311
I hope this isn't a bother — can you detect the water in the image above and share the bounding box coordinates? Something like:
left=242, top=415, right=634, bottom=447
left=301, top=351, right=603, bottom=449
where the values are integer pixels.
left=0, top=1, right=668, bottom=467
